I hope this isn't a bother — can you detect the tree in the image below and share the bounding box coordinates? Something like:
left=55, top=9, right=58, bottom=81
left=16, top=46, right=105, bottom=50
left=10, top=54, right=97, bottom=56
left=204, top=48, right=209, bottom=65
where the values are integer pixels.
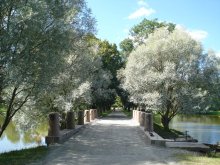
left=119, top=38, right=134, bottom=60
left=119, top=19, right=175, bottom=57
left=118, top=19, right=176, bottom=108
left=90, top=65, right=115, bottom=113
left=86, top=37, right=124, bottom=111
left=130, top=18, right=175, bottom=46
left=112, top=96, right=123, bottom=108
left=0, top=0, right=95, bottom=136
left=199, top=50, right=220, bottom=111
left=121, top=28, right=209, bottom=130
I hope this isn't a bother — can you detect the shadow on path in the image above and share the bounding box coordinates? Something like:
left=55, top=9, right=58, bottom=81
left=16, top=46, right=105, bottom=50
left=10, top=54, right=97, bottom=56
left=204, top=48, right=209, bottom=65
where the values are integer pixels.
left=32, top=110, right=189, bottom=165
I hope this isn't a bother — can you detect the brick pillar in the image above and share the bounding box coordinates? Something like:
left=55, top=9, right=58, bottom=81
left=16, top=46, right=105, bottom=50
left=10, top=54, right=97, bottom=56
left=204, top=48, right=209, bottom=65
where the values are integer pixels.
left=144, top=113, right=154, bottom=132
left=66, top=111, right=75, bottom=129
left=48, top=112, right=60, bottom=136
left=78, top=110, right=84, bottom=125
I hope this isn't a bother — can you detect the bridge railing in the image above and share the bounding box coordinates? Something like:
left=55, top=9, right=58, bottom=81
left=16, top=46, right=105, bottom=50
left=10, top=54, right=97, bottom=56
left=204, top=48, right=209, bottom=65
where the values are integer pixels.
left=132, top=109, right=154, bottom=132
left=45, top=109, right=98, bottom=145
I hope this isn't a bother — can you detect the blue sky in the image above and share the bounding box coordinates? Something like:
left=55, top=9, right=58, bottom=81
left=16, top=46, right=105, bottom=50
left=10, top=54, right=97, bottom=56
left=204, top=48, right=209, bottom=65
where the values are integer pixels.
left=86, top=0, right=220, bottom=55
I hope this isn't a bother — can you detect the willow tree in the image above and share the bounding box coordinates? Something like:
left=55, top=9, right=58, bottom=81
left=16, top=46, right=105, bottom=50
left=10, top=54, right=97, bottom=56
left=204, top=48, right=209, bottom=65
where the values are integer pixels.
left=0, top=0, right=95, bottom=136
left=121, top=28, right=208, bottom=130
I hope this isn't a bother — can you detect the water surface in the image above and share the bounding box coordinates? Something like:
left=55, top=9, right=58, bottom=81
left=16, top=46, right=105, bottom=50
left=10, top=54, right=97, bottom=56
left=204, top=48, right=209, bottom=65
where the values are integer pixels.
left=170, top=115, right=220, bottom=144
left=0, top=117, right=48, bottom=153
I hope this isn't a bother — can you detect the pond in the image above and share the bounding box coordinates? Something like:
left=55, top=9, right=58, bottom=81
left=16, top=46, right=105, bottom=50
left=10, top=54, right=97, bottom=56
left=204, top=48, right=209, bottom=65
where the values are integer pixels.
left=0, top=117, right=48, bottom=154
left=169, top=115, right=220, bottom=144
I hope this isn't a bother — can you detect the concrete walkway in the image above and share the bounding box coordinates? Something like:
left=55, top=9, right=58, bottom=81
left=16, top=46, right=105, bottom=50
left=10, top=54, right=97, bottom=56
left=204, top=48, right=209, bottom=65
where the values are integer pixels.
left=33, top=111, right=189, bottom=165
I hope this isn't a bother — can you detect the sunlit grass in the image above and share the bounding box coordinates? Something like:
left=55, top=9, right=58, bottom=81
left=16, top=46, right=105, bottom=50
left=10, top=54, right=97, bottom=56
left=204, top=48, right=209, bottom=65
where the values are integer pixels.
left=176, top=153, right=220, bottom=165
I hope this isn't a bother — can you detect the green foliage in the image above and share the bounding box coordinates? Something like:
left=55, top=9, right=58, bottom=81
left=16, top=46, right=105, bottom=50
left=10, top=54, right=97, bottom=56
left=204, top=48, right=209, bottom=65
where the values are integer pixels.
left=119, top=19, right=175, bottom=63
left=118, top=19, right=176, bottom=110
left=122, top=27, right=208, bottom=129
left=119, top=38, right=134, bottom=57
left=0, top=0, right=96, bottom=136
left=123, top=109, right=132, bottom=118
left=0, top=106, right=5, bottom=114
left=86, top=37, right=124, bottom=110
left=97, top=40, right=122, bottom=78
left=198, top=50, right=220, bottom=111
left=113, top=96, right=123, bottom=108
left=130, top=18, right=175, bottom=45
left=0, top=146, right=48, bottom=165
left=204, top=111, right=220, bottom=115
left=100, top=110, right=112, bottom=117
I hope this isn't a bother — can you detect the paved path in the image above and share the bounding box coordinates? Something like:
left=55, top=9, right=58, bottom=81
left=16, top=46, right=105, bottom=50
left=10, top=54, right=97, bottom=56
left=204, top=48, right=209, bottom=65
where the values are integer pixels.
left=34, top=111, right=189, bottom=165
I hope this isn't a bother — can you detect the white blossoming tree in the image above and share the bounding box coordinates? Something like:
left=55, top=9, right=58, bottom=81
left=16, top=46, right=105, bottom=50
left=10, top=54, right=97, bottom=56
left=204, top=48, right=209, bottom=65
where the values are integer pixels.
left=122, top=28, right=210, bottom=130
left=0, top=0, right=95, bottom=136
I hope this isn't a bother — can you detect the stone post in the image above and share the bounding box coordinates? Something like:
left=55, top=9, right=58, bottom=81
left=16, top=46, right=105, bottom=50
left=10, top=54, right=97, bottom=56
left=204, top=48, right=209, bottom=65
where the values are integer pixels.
left=144, top=113, right=154, bottom=132
left=94, top=109, right=98, bottom=118
left=140, top=112, right=145, bottom=127
left=66, top=111, right=75, bottom=129
left=48, top=112, right=60, bottom=137
left=139, top=111, right=143, bottom=126
left=86, top=110, right=90, bottom=122
left=134, top=110, right=136, bottom=121
left=84, top=110, right=90, bottom=123
left=135, top=110, right=138, bottom=122
left=90, top=109, right=94, bottom=121
left=132, top=110, right=135, bottom=120
left=78, top=110, right=84, bottom=125
left=92, top=109, right=95, bottom=120
left=138, top=111, right=141, bottom=124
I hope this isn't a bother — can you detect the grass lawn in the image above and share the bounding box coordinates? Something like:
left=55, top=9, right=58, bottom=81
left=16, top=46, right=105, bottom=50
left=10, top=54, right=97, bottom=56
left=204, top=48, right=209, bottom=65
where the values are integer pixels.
left=153, top=122, right=183, bottom=139
left=205, top=110, right=220, bottom=115
left=101, top=110, right=112, bottom=117
left=176, top=153, right=220, bottom=165
left=0, top=146, right=48, bottom=165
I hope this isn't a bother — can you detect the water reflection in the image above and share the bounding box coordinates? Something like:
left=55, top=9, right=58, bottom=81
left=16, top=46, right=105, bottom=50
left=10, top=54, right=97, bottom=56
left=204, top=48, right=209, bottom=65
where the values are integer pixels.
left=170, top=115, right=220, bottom=144
left=0, top=116, right=48, bottom=153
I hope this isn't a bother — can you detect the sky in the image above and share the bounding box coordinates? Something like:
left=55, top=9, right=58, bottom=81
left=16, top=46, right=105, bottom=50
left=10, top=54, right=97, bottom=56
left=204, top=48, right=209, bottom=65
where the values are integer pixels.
left=86, top=0, right=220, bottom=55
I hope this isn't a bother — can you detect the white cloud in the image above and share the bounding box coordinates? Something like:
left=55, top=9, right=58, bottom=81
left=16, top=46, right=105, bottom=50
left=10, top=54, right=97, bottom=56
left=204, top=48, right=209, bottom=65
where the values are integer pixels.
left=188, top=30, right=208, bottom=41
left=216, top=51, right=220, bottom=58
left=128, top=7, right=155, bottom=19
left=138, top=0, right=148, bottom=6
left=176, top=24, right=208, bottom=41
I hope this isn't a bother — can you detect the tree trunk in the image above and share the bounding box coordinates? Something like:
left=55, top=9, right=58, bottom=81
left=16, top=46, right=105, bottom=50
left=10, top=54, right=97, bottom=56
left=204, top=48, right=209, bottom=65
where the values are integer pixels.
left=161, top=115, right=170, bottom=130
left=0, top=118, right=10, bottom=137
left=0, top=87, right=30, bottom=137
left=0, top=87, right=17, bottom=137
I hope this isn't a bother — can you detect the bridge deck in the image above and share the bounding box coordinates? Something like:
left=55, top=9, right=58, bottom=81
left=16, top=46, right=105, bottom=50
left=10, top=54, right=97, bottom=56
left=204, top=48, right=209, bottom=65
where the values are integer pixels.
left=33, top=111, right=192, bottom=165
